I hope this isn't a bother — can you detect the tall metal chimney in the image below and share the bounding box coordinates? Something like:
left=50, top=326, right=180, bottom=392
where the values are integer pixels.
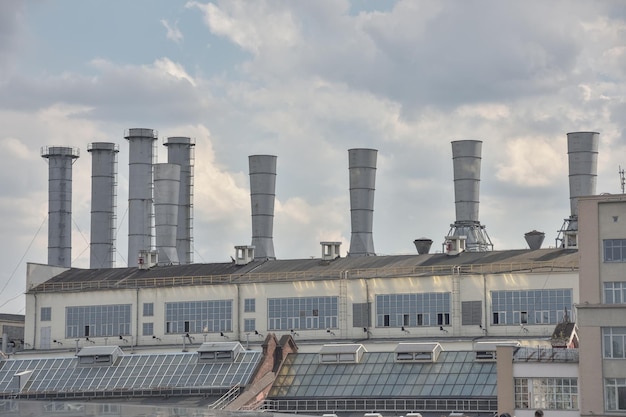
left=163, top=137, right=195, bottom=264
left=125, top=128, right=157, bottom=266
left=41, top=146, right=80, bottom=267
left=556, top=132, right=599, bottom=248
left=348, top=148, right=377, bottom=257
left=154, top=163, right=181, bottom=265
left=249, top=155, right=277, bottom=260
left=88, top=142, right=119, bottom=269
left=444, top=140, right=492, bottom=253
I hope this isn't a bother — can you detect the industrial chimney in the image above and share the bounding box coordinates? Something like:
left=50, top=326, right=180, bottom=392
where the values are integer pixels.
left=88, top=142, right=119, bottom=269
left=444, top=140, right=492, bottom=253
left=125, top=128, right=157, bottom=266
left=154, top=163, right=181, bottom=265
left=348, top=148, right=377, bottom=257
left=556, top=132, right=599, bottom=248
left=164, top=137, right=195, bottom=264
left=41, top=146, right=80, bottom=267
left=249, top=155, right=277, bottom=260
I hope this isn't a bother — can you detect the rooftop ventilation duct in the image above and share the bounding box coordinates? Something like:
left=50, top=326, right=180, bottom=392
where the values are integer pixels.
left=41, top=146, right=80, bottom=267
left=125, top=128, right=157, bottom=266
left=444, top=140, right=492, bottom=253
left=556, top=132, right=599, bottom=248
left=164, top=137, right=195, bottom=264
left=88, top=142, right=119, bottom=269
left=154, top=163, right=181, bottom=265
left=524, top=230, right=545, bottom=250
left=348, top=148, right=377, bottom=257
left=249, top=155, right=277, bottom=260
left=413, top=238, right=433, bottom=255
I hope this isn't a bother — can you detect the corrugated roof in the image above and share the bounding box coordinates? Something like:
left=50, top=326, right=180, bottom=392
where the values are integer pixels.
left=29, top=248, right=578, bottom=293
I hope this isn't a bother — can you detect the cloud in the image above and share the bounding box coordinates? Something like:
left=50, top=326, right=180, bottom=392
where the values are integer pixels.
left=0, top=2, right=24, bottom=80
left=161, top=19, right=184, bottom=43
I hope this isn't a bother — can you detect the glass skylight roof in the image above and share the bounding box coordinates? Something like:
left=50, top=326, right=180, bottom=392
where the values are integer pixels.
left=0, top=350, right=261, bottom=397
left=269, top=350, right=496, bottom=399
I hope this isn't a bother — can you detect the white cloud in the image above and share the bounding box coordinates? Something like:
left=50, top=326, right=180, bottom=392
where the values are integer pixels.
left=161, top=19, right=184, bottom=43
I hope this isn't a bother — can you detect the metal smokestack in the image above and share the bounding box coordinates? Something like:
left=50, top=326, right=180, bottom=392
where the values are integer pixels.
left=154, top=163, right=181, bottom=265
left=557, top=132, right=599, bottom=248
left=445, top=140, right=492, bottom=253
left=348, top=148, right=377, bottom=257
left=41, top=146, right=80, bottom=267
left=125, top=128, right=157, bottom=266
left=88, top=142, right=119, bottom=269
left=164, top=137, right=195, bottom=264
left=249, top=155, right=277, bottom=260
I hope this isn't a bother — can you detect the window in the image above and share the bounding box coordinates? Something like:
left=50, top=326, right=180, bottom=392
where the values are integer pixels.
left=41, top=307, right=51, bottom=321
left=143, top=322, right=154, bottom=336
left=606, top=378, right=626, bottom=411
left=491, top=289, right=573, bottom=325
left=515, top=378, right=578, bottom=410
left=244, top=298, right=255, bottom=313
left=461, top=301, right=482, bottom=325
left=267, top=297, right=338, bottom=331
left=376, top=292, right=451, bottom=328
left=493, top=312, right=506, bottom=325
left=605, top=282, right=626, bottom=304
left=165, top=300, right=232, bottom=334
left=143, top=303, right=154, bottom=317
left=520, top=311, right=528, bottom=324
left=603, top=327, right=626, bottom=358
left=604, top=239, right=626, bottom=262
left=244, top=318, right=255, bottom=332
left=65, top=304, right=132, bottom=338
left=437, top=313, right=450, bottom=326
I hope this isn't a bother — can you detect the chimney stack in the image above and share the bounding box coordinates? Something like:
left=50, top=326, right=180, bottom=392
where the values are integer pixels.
left=249, top=155, right=277, bottom=260
left=125, top=128, right=157, bottom=266
left=348, top=148, right=377, bottom=257
left=88, top=142, right=119, bottom=269
left=444, top=140, right=492, bottom=253
left=164, top=137, right=195, bottom=264
left=154, top=163, right=181, bottom=265
left=41, top=146, right=80, bottom=267
left=557, top=132, right=599, bottom=248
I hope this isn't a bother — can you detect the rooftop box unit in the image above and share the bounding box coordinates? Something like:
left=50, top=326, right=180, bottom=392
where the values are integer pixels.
left=197, top=342, right=244, bottom=363
left=321, top=242, right=341, bottom=261
left=473, top=340, right=519, bottom=362
left=138, top=250, right=158, bottom=269
left=76, top=346, right=123, bottom=367
left=319, top=344, right=367, bottom=364
left=394, top=342, right=442, bottom=363
left=234, top=246, right=255, bottom=266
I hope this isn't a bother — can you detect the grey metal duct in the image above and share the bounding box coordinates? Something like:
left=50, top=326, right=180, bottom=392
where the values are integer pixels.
left=88, top=142, right=119, bottom=269
left=125, top=128, right=157, bottom=266
left=164, top=137, right=195, bottom=264
left=348, top=148, right=377, bottom=257
left=413, top=238, right=433, bottom=255
left=445, top=140, right=492, bottom=252
left=41, top=146, right=80, bottom=267
left=154, top=163, right=181, bottom=265
left=556, top=132, right=599, bottom=248
left=249, top=155, right=277, bottom=260
left=524, top=230, right=545, bottom=250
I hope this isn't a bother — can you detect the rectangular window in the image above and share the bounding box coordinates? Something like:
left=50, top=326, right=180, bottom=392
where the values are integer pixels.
left=352, top=303, right=371, bottom=328
left=461, top=301, right=482, bottom=326
left=417, top=313, right=424, bottom=326
left=143, top=303, right=154, bottom=317
left=402, top=314, right=409, bottom=326
left=244, top=318, right=255, bottom=332
left=604, top=239, right=626, bottom=262
left=164, top=300, right=233, bottom=334
left=606, top=378, right=626, bottom=411
left=437, top=313, right=450, bottom=326
left=375, top=292, right=451, bottom=328
left=515, top=378, right=578, bottom=410
left=603, top=327, right=626, bottom=359
left=267, top=297, right=338, bottom=331
left=521, top=311, right=528, bottom=324
left=41, top=307, right=51, bottom=321
left=142, top=322, right=154, bottom=336
left=244, top=298, right=255, bottom=313
left=605, top=282, right=626, bottom=304
left=65, top=304, right=132, bottom=338
left=491, top=289, right=573, bottom=325
left=383, top=314, right=390, bottom=327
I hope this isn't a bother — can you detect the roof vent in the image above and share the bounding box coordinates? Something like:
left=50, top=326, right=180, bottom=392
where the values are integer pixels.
left=197, top=342, right=245, bottom=363
left=394, top=342, right=442, bottom=363
left=444, top=236, right=466, bottom=256
left=321, top=242, right=341, bottom=261
left=413, top=238, right=433, bottom=255
left=524, top=230, right=545, bottom=250
left=234, top=246, right=255, bottom=266
left=138, top=250, right=158, bottom=269
left=76, top=346, right=123, bottom=367
left=473, top=340, right=519, bottom=361
left=319, top=344, right=367, bottom=364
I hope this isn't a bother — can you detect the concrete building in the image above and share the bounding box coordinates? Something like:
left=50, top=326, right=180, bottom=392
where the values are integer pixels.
left=577, top=194, right=626, bottom=415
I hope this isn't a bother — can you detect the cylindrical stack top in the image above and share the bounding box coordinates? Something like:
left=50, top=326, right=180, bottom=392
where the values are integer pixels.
left=567, top=132, right=599, bottom=217
left=125, top=128, right=158, bottom=139
left=164, top=137, right=195, bottom=146
left=41, top=146, right=80, bottom=159
left=348, top=148, right=377, bottom=257
left=87, top=142, right=119, bottom=152
left=451, top=140, right=482, bottom=223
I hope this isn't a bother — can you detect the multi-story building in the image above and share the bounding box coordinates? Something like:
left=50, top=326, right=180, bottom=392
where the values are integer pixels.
left=577, top=194, right=626, bottom=416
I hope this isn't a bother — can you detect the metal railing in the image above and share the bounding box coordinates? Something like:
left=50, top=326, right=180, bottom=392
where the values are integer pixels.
left=514, top=347, right=579, bottom=362
left=30, top=260, right=577, bottom=293
left=207, top=385, right=240, bottom=410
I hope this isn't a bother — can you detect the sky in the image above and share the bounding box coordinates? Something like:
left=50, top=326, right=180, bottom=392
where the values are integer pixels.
left=0, top=0, right=625, bottom=314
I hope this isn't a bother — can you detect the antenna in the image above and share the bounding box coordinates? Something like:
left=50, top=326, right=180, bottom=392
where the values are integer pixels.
left=619, top=165, right=625, bottom=194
